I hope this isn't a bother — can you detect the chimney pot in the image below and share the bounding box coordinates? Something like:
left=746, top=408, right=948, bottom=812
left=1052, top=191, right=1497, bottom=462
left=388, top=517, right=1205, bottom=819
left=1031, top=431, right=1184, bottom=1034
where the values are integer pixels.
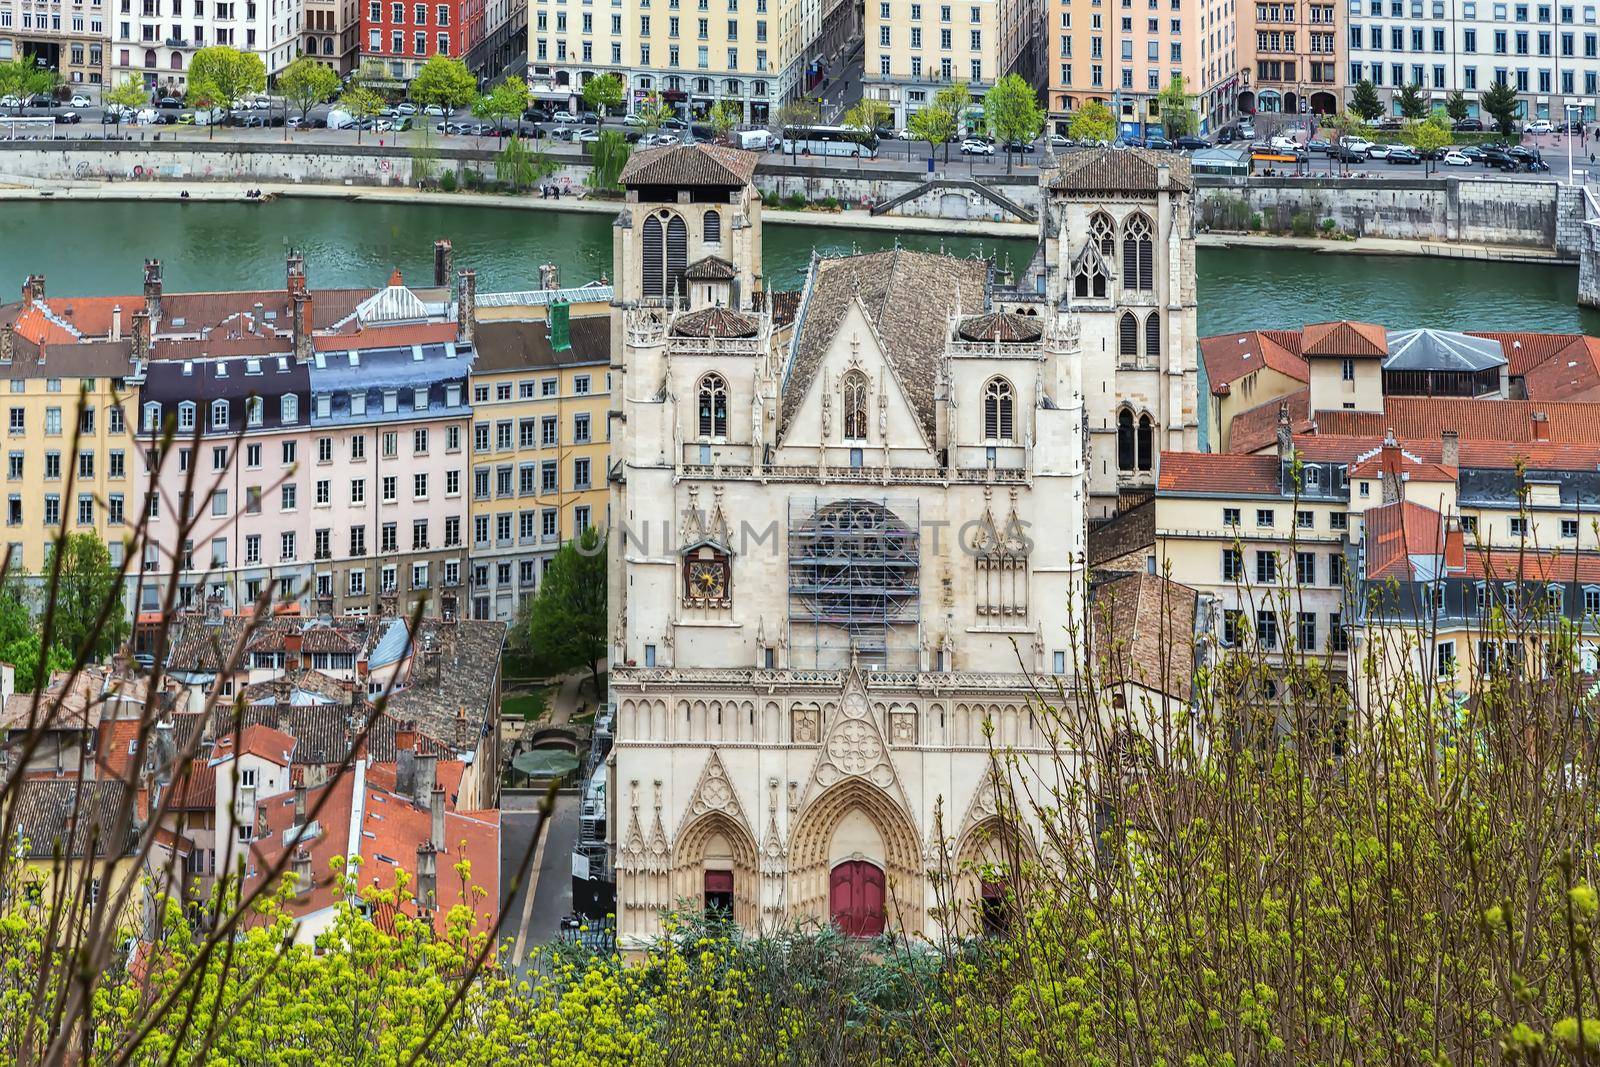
left=457, top=269, right=477, bottom=346
left=433, top=239, right=453, bottom=288
left=1441, top=429, right=1460, bottom=470
left=111, top=305, right=122, bottom=341
left=429, top=784, right=445, bottom=852
left=415, top=750, right=437, bottom=809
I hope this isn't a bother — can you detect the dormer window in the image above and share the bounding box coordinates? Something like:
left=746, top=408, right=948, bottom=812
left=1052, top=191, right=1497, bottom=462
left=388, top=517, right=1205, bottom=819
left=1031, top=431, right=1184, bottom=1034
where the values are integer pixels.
left=281, top=394, right=299, bottom=424
left=210, top=399, right=229, bottom=430
left=142, top=402, right=161, bottom=433
left=246, top=396, right=263, bottom=427
left=177, top=401, right=196, bottom=432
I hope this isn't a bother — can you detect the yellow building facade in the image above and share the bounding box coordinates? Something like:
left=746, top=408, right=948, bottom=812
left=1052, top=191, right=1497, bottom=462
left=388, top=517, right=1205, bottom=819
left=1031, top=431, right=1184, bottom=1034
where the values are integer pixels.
left=468, top=291, right=613, bottom=622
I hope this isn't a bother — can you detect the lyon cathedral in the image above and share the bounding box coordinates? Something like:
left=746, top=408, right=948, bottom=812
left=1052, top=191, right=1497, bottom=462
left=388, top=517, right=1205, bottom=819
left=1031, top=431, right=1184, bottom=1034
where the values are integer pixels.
left=603, top=143, right=1197, bottom=944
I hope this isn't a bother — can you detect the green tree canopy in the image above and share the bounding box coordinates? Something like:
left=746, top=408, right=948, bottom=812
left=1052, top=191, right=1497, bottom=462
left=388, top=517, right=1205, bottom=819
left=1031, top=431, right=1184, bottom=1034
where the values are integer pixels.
left=278, top=55, right=340, bottom=123
left=843, top=98, right=892, bottom=137
left=984, top=73, right=1044, bottom=171
left=1156, top=75, right=1197, bottom=138
left=103, top=75, right=147, bottom=120
left=589, top=128, right=631, bottom=190
left=473, top=76, right=529, bottom=130
left=44, top=531, right=128, bottom=665
left=409, top=54, right=477, bottom=111
left=635, top=92, right=676, bottom=134
left=907, top=105, right=957, bottom=161
left=1395, top=82, right=1428, bottom=119
left=520, top=527, right=606, bottom=698
left=581, top=72, right=625, bottom=116
left=1481, top=80, right=1521, bottom=134
left=933, top=79, right=973, bottom=136
left=1350, top=79, right=1385, bottom=121
left=1446, top=88, right=1470, bottom=121
left=1402, top=112, right=1454, bottom=172
left=0, top=59, right=58, bottom=113
left=1068, top=99, right=1116, bottom=144
left=495, top=134, right=556, bottom=191
left=337, top=84, right=383, bottom=143
left=708, top=99, right=744, bottom=141
left=186, top=46, right=266, bottom=138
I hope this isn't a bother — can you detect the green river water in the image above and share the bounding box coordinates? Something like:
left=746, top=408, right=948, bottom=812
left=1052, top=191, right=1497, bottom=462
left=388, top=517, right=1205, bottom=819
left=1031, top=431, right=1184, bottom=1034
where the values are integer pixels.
left=1, top=198, right=1596, bottom=337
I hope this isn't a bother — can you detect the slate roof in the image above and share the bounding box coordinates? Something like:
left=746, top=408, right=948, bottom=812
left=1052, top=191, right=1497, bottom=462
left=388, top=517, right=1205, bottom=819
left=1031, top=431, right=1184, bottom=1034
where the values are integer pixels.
left=672, top=306, right=760, bottom=338
left=471, top=315, right=611, bottom=373
left=781, top=249, right=989, bottom=443
left=685, top=255, right=738, bottom=280
left=1047, top=147, right=1193, bottom=193
left=619, top=143, right=760, bottom=187
left=1095, top=572, right=1198, bottom=702
left=9, top=779, right=136, bottom=858
left=956, top=311, right=1044, bottom=343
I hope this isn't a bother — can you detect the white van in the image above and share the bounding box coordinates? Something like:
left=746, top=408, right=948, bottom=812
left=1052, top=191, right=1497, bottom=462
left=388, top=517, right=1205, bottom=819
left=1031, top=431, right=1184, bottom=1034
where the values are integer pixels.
left=326, top=108, right=356, bottom=130
left=732, top=128, right=777, bottom=150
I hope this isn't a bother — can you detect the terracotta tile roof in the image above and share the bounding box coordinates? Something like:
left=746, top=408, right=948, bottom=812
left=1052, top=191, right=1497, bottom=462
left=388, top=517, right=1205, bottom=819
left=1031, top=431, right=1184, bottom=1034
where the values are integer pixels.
left=767, top=290, right=802, bottom=327
left=781, top=249, right=989, bottom=444
left=619, top=143, right=759, bottom=187
left=9, top=779, right=136, bottom=858
left=212, top=724, right=296, bottom=767
left=1227, top=388, right=1311, bottom=453
left=1047, top=147, right=1193, bottom=193
left=167, top=759, right=215, bottom=810
left=1293, top=431, right=1600, bottom=473
left=1200, top=330, right=1309, bottom=393
left=684, top=255, right=737, bottom=280
left=1347, top=443, right=1458, bottom=482
left=95, top=720, right=150, bottom=782
left=1464, top=547, right=1600, bottom=582
left=1363, top=501, right=1462, bottom=580
left=314, top=321, right=460, bottom=348
left=955, top=311, right=1044, bottom=343
left=1260, top=328, right=1304, bottom=354
left=1156, top=451, right=1281, bottom=494
left=671, top=305, right=760, bottom=338
left=1519, top=336, right=1600, bottom=402
left=1300, top=320, right=1388, bottom=359
left=1311, top=397, right=1600, bottom=444
left=0, top=671, right=115, bottom=733
left=1094, top=572, right=1198, bottom=701
left=1472, top=330, right=1581, bottom=376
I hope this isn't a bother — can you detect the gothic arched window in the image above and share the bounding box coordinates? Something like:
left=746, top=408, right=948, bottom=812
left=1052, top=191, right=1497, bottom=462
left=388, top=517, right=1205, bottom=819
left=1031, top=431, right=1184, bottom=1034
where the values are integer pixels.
left=666, top=214, right=689, bottom=301
left=1074, top=260, right=1106, bottom=300
left=642, top=215, right=664, bottom=298
left=1137, top=414, right=1154, bottom=472
left=704, top=208, right=722, bottom=244
left=1122, top=213, right=1154, bottom=292
left=1117, top=409, right=1135, bottom=472
left=1089, top=211, right=1116, bottom=265
left=1144, top=312, right=1161, bottom=364
left=842, top=370, right=869, bottom=440
left=1118, top=312, right=1138, bottom=361
left=698, top=373, right=728, bottom=438
left=984, top=377, right=1014, bottom=441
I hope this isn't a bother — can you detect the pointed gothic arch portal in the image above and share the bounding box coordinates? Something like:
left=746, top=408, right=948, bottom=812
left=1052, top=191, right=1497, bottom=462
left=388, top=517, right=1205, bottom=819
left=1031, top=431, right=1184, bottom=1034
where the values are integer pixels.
left=672, top=810, right=761, bottom=928
left=788, top=777, right=924, bottom=934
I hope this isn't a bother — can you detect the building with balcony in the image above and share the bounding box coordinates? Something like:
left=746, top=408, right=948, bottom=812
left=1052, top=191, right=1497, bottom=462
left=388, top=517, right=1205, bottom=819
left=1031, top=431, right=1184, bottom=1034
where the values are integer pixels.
left=469, top=282, right=612, bottom=623
left=604, top=145, right=1087, bottom=944
left=1346, top=0, right=1600, bottom=122
left=1236, top=0, right=1344, bottom=117
left=111, top=0, right=301, bottom=92
left=525, top=0, right=809, bottom=122
left=1046, top=0, right=1240, bottom=136
left=358, top=0, right=484, bottom=83
left=0, top=1, right=110, bottom=87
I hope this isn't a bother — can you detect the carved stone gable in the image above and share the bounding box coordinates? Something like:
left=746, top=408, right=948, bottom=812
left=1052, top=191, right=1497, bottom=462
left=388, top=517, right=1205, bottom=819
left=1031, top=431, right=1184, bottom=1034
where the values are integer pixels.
left=676, top=750, right=752, bottom=841
left=799, top=665, right=912, bottom=813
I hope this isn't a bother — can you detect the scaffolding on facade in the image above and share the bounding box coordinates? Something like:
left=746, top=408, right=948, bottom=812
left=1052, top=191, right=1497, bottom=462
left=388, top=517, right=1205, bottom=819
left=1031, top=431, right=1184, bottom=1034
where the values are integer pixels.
left=787, top=496, right=923, bottom=671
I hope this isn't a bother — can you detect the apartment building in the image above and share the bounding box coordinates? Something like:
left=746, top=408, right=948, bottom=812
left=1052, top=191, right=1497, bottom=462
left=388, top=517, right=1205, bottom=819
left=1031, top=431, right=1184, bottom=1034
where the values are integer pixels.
left=469, top=296, right=610, bottom=623
left=303, top=0, right=357, bottom=70
left=1236, top=0, right=1343, bottom=116
left=0, top=278, right=139, bottom=584
left=526, top=0, right=809, bottom=123
left=358, top=0, right=483, bottom=81
left=862, top=0, right=1001, bottom=126
left=1047, top=0, right=1241, bottom=135
left=1346, top=0, right=1600, bottom=120
left=111, top=0, right=301, bottom=91
left=0, top=0, right=110, bottom=87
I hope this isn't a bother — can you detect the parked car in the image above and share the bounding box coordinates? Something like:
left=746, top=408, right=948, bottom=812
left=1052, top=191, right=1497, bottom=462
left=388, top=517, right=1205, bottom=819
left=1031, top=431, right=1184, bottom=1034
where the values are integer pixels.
left=551, top=109, right=579, bottom=123
left=25, top=93, right=54, bottom=107
left=578, top=110, right=601, bottom=124
left=577, top=127, right=601, bottom=142
left=1442, top=150, right=1472, bottom=166
left=960, top=137, right=994, bottom=155
left=422, top=103, right=447, bottom=115
left=1365, top=143, right=1393, bottom=159
left=1173, top=135, right=1209, bottom=150
left=0, top=96, right=21, bottom=108
left=1457, top=144, right=1485, bottom=160
left=524, top=106, right=551, bottom=123
left=1453, top=118, right=1485, bottom=132
left=1306, top=138, right=1332, bottom=152
left=1525, top=118, right=1554, bottom=134
left=53, top=111, right=79, bottom=124
left=1270, top=134, right=1301, bottom=150
left=637, top=132, right=679, bottom=146
left=661, top=117, right=688, bottom=130
left=177, top=112, right=197, bottom=124
left=1048, top=132, right=1072, bottom=147
left=1482, top=148, right=1518, bottom=169
left=395, top=102, right=418, bottom=115
left=69, top=93, right=92, bottom=108
left=624, top=113, right=648, bottom=126
left=1340, top=136, right=1375, bottom=154
left=158, top=96, right=183, bottom=109
left=1386, top=147, right=1422, bottom=164
left=1001, top=139, right=1035, bottom=153
left=1329, top=144, right=1367, bottom=163
left=1143, top=134, right=1173, bottom=150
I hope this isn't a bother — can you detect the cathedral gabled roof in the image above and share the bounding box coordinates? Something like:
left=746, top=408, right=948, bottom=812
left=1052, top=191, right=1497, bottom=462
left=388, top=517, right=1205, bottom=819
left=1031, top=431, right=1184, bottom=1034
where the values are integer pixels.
left=1047, top=147, right=1193, bottom=193
left=672, top=306, right=760, bottom=338
left=780, top=248, right=990, bottom=444
left=685, top=255, right=738, bottom=280
left=956, top=311, right=1044, bottom=343
left=619, top=144, right=760, bottom=188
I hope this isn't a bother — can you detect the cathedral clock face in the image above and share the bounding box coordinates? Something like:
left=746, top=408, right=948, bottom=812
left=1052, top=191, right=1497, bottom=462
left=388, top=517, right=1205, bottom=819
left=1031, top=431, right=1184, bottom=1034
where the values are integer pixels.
left=688, top=561, right=727, bottom=600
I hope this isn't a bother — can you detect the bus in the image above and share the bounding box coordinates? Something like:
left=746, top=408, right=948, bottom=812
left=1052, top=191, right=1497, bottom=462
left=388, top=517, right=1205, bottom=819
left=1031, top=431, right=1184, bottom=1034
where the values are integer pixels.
left=781, top=124, right=880, bottom=158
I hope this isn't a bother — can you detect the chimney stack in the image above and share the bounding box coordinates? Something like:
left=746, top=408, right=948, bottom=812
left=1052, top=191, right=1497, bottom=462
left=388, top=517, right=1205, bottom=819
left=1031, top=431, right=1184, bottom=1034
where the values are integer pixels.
left=457, top=269, right=476, bottom=346
left=142, top=260, right=162, bottom=323
left=415, top=750, right=437, bottom=809
left=0, top=323, right=12, bottom=365
left=131, top=311, right=150, bottom=363
left=293, top=782, right=307, bottom=827
left=433, top=239, right=453, bottom=288
left=111, top=305, right=122, bottom=341
left=429, top=784, right=445, bottom=852
left=285, top=249, right=305, bottom=293
left=1441, top=429, right=1460, bottom=470
left=1275, top=401, right=1293, bottom=465
left=538, top=262, right=559, bottom=291
left=292, top=288, right=313, bottom=363
left=415, top=842, right=437, bottom=906
left=1532, top=411, right=1551, bottom=442
left=1380, top=428, right=1403, bottom=504
left=24, top=274, right=44, bottom=305
left=292, top=846, right=313, bottom=896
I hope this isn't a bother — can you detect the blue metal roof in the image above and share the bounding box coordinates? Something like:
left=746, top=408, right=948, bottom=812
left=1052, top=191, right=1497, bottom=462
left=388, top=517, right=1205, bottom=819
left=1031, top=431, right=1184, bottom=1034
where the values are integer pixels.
left=368, top=617, right=412, bottom=670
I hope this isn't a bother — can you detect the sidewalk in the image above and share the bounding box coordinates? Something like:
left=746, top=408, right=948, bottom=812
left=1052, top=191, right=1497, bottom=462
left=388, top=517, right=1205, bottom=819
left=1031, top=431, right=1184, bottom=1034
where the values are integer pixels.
left=1196, top=229, right=1572, bottom=263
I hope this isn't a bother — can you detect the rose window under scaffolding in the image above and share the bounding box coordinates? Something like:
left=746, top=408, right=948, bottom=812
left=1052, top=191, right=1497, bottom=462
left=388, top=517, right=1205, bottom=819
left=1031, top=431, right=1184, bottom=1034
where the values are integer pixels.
left=787, top=497, right=922, bottom=671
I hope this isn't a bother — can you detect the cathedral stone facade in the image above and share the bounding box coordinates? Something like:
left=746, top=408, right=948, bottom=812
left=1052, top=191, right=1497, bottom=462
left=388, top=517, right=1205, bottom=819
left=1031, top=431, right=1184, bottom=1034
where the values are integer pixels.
left=604, top=144, right=1191, bottom=944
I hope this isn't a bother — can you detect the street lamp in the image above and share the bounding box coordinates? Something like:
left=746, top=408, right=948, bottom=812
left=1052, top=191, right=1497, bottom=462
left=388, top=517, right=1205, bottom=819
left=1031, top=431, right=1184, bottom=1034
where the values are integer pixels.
left=1566, top=101, right=1582, bottom=185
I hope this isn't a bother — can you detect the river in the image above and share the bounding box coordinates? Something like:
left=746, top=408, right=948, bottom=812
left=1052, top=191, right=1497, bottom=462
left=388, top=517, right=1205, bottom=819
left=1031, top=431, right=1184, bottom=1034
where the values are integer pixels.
left=2, top=198, right=1597, bottom=337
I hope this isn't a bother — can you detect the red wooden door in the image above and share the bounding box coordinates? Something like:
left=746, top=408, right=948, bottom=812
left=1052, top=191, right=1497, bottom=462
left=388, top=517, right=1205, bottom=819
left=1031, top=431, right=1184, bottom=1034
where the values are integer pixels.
left=829, top=860, right=887, bottom=937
